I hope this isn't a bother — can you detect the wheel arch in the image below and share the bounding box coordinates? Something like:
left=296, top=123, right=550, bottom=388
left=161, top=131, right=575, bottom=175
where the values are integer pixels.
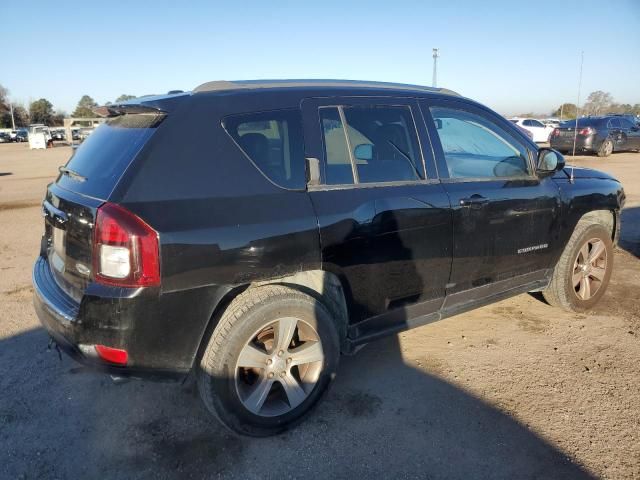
left=577, top=209, right=619, bottom=246
left=192, top=270, right=351, bottom=369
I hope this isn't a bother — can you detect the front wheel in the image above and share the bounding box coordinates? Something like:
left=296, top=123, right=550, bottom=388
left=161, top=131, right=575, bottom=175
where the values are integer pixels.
left=197, top=285, right=340, bottom=436
left=543, top=222, right=613, bottom=312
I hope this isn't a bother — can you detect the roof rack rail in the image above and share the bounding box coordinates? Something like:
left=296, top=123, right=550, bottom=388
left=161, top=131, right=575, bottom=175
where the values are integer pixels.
left=193, top=79, right=460, bottom=96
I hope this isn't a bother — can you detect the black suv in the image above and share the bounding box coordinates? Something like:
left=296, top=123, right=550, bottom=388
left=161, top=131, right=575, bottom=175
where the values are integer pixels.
left=33, top=80, right=625, bottom=436
left=550, top=115, right=640, bottom=157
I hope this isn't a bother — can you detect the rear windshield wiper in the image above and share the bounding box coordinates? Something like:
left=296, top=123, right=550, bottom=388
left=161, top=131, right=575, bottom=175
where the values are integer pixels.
left=58, top=166, right=87, bottom=182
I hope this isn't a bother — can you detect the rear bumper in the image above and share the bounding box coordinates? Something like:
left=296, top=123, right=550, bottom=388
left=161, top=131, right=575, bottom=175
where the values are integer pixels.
left=550, top=135, right=596, bottom=152
left=32, top=256, right=191, bottom=380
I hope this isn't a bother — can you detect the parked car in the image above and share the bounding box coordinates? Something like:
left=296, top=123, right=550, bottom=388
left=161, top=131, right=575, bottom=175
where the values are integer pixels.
left=509, top=117, right=555, bottom=142
left=542, top=118, right=561, bottom=128
left=33, top=80, right=625, bottom=436
left=550, top=116, right=640, bottom=157
left=15, top=130, right=28, bottom=142
left=0, top=132, right=11, bottom=143
left=515, top=124, right=534, bottom=140
left=78, top=128, right=94, bottom=141
left=51, top=130, right=66, bottom=141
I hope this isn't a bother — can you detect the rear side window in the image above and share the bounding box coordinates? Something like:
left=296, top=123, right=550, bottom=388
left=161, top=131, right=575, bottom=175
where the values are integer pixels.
left=320, top=105, right=424, bottom=185
left=58, top=113, right=165, bottom=199
left=224, top=109, right=306, bottom=189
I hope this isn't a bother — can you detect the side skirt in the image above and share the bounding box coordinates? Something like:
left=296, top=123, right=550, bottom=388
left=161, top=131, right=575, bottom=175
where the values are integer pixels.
left=345, top=270, right=550, bottom=352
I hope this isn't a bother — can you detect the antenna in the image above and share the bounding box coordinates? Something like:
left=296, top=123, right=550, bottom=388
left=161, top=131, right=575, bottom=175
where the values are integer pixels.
left=571, top=51, right=584, bottom=157
left=432, top=48, right=439, bottom=87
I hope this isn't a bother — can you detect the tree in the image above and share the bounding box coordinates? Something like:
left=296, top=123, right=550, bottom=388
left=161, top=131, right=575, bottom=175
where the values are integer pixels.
left=551, top=103, right=577, bottom=120
left=0, top=84, right=10, bottom=127
left=115, top=94, right=136, bottom=103
left=72, top=95, right=98, bottom=117
left=50, top=111, right=66, bottom=127
left=582, top=91, right=614, bottom=116
left=29, top=98, right=54, bottom=125
left=12, top=105, right=29, bottom=127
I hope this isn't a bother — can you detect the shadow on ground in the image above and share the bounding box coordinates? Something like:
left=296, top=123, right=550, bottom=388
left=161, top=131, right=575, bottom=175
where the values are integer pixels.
left=0, top=327, right=592, bottom=479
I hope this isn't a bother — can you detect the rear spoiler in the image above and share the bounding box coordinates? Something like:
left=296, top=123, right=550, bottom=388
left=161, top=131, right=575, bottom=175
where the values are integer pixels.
left=92, top=104, right=167, bottom=118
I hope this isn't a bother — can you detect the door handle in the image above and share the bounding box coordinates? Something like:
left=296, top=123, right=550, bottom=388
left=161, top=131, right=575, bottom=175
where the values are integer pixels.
left=459, top=194, right=489, bottom=208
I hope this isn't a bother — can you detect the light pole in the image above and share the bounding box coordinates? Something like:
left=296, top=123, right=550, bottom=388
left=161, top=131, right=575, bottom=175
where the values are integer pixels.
left=432, top=48, right=439, bottom=87
left=9, top=103, right=15, bottom=130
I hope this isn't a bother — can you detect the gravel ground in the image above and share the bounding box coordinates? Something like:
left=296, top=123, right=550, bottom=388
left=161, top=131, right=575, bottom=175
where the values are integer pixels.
left=0, top=142, right=638, bottom=479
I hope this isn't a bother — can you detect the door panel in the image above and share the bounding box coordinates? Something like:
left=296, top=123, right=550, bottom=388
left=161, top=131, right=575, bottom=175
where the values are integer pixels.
left=442, top=179, right=560, bottom=296
left=301, top=97, right=453, bottom=325
left=309, top=185, right=451, bottom=321
left=422, top=99, right=561, bottom=302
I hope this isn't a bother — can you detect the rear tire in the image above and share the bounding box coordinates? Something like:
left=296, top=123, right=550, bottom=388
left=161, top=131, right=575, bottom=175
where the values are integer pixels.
left=543, top=222, right=613, bottom=312
left=597, top=139, right=613, bottom=157
left=197, top=285, right=340, bottom=436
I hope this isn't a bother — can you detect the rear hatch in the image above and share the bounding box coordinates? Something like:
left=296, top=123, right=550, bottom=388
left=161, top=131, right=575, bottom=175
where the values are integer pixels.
left=42, top=110, right=166, bottom=301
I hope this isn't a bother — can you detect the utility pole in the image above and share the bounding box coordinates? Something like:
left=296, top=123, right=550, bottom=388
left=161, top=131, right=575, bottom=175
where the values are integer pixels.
left=432, top=48, right=439, bottom=87
left=571, top=51, right=584, bottom=157
left=9, top=103, right=15, bottom=130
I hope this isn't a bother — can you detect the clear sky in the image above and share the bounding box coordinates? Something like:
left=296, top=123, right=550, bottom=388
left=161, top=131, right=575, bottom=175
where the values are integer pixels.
left=2, top=0, right=639, bottom=116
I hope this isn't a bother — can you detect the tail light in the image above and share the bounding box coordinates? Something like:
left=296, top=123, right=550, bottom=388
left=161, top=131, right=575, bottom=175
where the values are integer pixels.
left=93, top=202, right=160, bottom=287
left=95, top=345, right=128, bottom=365
left=552, top=128, right=560, bottom=137
left=578, top=127, right=595, bottom=136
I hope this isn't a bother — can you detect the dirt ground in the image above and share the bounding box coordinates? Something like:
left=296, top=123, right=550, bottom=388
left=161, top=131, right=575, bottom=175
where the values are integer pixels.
left=0, top=142, right=638, bottom=479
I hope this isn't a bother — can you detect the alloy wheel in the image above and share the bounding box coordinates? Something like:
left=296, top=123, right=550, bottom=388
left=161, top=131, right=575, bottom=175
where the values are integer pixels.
left=572, top=238, right=607, bottom=300
left=235, top=317, right=324, bottom=417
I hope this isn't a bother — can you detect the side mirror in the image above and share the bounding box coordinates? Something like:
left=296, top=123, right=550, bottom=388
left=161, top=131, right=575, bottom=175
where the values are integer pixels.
left=434, top=118, right=443, bottom=130
left=537, top=148, right=565, bottom=176
left=354, top=143, right=374, bottom=162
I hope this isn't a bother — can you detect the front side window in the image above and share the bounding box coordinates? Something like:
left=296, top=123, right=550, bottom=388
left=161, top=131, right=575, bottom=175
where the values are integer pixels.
left=320, top=104, right=424, bottom=185
left=530, top=120, right=545, bottom=128
left=224, top=109, right=305, bottom=189
left=430, top=106, right=530, bottom=179
left=618, top=118, right=635, bottom=129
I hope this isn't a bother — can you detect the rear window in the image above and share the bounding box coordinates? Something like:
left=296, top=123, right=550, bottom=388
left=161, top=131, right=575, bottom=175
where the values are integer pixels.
left=560, top=118, right=602, bottom=128
left=57, top=113, right=165, bottom=199
left=223, top=109, right=306, bottom=189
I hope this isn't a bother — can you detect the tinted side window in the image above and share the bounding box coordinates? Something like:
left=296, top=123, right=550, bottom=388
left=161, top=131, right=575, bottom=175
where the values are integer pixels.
left=618, top=118, right=635, bottom=129
left=320, top=105, right=424, bottom=184
left=530, top=120, right=545, bottom=128
left=430, top=106, right=530, bottom=179
left=320, top=107, right=354, bottom=185
left=608, top=118, right=622, bottom=128
left=523, top=119, right=533, bottom=126
left=343, top=105, right=424, bottom=183
left=224, top=109, right=305, bottom=189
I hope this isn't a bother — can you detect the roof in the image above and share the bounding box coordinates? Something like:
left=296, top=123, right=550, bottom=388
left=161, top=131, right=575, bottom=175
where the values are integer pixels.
left=193, top=79, right=460, bottom=97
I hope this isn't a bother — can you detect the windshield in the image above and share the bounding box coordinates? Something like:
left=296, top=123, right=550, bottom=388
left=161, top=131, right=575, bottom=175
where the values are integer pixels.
left=57, top=113, right=165, bottom=199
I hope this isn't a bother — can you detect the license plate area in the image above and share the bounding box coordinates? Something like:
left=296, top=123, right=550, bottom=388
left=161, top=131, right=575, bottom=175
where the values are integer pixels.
left=50, top=227, right=66, bottom=273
